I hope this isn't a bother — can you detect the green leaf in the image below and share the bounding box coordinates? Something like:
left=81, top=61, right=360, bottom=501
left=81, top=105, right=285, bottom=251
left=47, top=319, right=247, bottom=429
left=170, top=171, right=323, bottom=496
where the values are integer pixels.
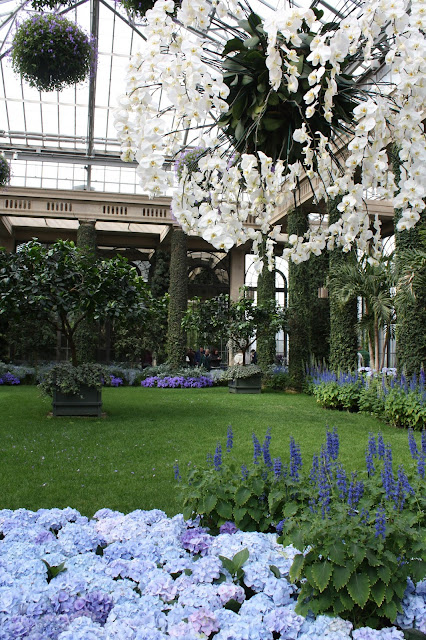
left=203, top=494, right=217, bottom=514
left=312, top=561, right=333, bottom=593
left=378, top=565, right=391, bottom=585
left=182, top=506, right=193, bottom=521
left=340, top=589, right=355, bottom=611
left=42, top=559, right=67, bottom=583
left=222, top=38, right=245, bottom=55
left=349, top=542, right=365, bottom=565
left=242, top=75, right=254, bottom=86
left=347, top=573, right=370, bottom=608
left=232, top=548, right=249, bottom=571
left=371, top=580, right=386, bottom=606
left=234, top=121, right=245, bottom=141
left=328, top=541, right=346, bottom=566
left=269, top=565, right=281, bottom=579
left=233, top=507, right=247, bottom=524
left=283, top=502, right=298, bottom=517
left=333, top=565, right=352, bottom=591
left=219, top=555, right=235, bottom=575
left=289, top=554, right=305, bottom=583
left=216, top=501, right=233, bottom=520
left=411, top=559, right=426, bottom=583
left=235, top=487, right=252, bottom=506
left=382, top=600, right=398, bottom=622
left=365, top=549, right=382, bottom=567
left=224, top=598, right=242, bottom=613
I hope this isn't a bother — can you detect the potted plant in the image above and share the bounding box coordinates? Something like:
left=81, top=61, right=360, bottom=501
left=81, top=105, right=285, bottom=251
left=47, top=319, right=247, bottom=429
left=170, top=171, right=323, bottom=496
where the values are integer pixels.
left=0, top=156, right=10, bottom=189
left=220, top=363, right=263, bottom=394
left=11, top=13, right=96, bottom=92
left=0, top=240, right=147, bottom=415
left=39, top=362, right=107, bottom=417
left=182, top=291, right=286, bottom=393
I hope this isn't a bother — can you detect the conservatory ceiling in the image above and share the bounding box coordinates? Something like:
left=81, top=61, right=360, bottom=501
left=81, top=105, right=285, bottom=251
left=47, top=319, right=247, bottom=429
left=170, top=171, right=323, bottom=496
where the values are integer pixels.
left=0, top=0, right=370, bottom=195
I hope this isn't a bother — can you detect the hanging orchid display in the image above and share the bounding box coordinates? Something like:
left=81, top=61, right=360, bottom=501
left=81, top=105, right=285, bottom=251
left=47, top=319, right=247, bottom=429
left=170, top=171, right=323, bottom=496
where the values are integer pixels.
left=114, top=0, right=425, bottom=270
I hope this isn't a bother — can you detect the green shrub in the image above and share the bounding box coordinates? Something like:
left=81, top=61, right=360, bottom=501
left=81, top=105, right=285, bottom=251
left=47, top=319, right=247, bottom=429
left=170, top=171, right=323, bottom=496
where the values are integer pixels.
left=38, top=362, right=108, bottom=396
left=262, top=366, right=289, bottom=392
left=384, top=388, right=426, bottom=430
left=359, top=378, right=386, bottom=416
left=175, top=426, right=426, bottom=629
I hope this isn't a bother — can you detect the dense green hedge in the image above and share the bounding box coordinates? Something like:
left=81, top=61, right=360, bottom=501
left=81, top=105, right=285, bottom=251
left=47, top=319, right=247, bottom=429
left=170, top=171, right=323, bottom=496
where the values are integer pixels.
left=256, top=247, right=276, bottom=370
left=166, top=228, right=188, bottom=369
left=328, top=199, right=358, bottom=371
left=75, top=222, right=98, bottom=364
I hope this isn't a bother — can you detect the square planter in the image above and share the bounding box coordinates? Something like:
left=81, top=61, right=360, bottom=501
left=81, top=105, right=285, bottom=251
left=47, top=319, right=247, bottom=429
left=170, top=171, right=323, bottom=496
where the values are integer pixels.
left=52, top=385, right=102, bottom=417
left=228, top=374, right=262, bottom=394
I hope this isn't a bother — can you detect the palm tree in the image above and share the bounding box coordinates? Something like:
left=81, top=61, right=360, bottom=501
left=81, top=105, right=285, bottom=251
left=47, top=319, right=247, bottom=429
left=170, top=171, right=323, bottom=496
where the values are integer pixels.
left=328, top=254, right=394, bottom=372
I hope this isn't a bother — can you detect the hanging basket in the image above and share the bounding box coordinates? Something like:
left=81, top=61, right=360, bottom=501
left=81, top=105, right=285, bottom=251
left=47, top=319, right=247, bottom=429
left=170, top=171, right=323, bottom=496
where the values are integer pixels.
left=11, top=13, right=96, bottom=92
left=120, top=0, right=181, bottom=18
left=0, top=156, right=11, bottom=188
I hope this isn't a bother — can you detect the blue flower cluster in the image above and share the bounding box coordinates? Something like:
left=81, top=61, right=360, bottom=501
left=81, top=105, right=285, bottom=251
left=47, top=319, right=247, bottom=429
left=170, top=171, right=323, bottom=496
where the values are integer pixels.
left=109, top=375, right=123, bottom=387
left=0, top=507, right=424, bottom=639
left=141, top=375, right=213, bottom=388
left=0, top=371, right=20, bottom=385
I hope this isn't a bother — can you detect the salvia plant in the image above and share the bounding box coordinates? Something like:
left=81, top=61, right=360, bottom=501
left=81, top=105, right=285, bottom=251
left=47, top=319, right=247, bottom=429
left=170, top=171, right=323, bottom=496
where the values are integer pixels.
left=11, top=14, right=96, bottom=92
left=175, top=426, right=426, bottom=628
left=307, top=366, right=426, bottom=430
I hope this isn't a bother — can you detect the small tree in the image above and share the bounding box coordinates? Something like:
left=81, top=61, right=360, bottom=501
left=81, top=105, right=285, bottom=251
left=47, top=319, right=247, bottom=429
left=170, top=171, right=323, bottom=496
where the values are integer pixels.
left=328, top=254, right=394, bottom=371
left=183, top=291, right=286, bottom=366
left=0, top=240, right=147, bottom=367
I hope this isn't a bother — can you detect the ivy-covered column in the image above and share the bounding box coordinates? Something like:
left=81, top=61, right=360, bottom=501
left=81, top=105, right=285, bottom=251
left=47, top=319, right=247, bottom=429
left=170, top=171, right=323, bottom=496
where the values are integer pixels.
left=75, top=220, right=98, bottom=364
left=256, top=246, right=276, bottom=370
left=308, top=250, right=330, bottom=363
left=392, top=146, right=426, bottom=375
left=287, top=208, right=311, bottom=389
left=328, top=200, right=358, bottom=371
left=166, top=226, right=188, bottom=368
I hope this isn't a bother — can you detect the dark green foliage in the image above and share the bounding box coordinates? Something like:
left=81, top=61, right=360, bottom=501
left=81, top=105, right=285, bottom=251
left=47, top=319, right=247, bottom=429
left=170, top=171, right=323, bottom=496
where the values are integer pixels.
left=39, top=362, right=108, bottom=397
left=120, top=0, right=180, bottom=16
left=11, top=14, right=95, bottom=92
left=287, top=208, right=311, bottom=389
left=5, top=316, right=56, bottom=363
left=113, top=293, right=168, bottom=364
left=328, top=199, right=358, bottom=371
left=0, top=240, right=147, bottom=366
left=75, top=222, right=98, bottom=364
left=0, top=156, right=11, bottom=188
left=391, top=145, right=426, bottom=375
left=256, top=251, right=276, bottom=370
left=183, top=292, right=286, bottom=366
left=308, top=251, right=330, bottom=362
left=218, top=11, right=359, bottom=162
left=166, top=228, right=188, bottom=369
left=149, top=249, right=170, bottom=299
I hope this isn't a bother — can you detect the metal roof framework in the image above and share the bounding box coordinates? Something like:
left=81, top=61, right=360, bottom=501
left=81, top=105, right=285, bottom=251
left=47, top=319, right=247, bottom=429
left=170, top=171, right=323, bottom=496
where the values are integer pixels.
left=0, top=0, right=375, bottom=194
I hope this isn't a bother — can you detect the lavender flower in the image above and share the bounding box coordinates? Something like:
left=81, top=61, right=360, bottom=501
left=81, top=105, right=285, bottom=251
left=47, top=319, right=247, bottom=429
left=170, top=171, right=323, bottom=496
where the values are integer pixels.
left=378, top=432, right=385, bottom=459
left=252, top=433, right=262, bottom=465
left=326, top=426, right=339, bottom=461
left=375, top=505, right=386, bottom=538
left=226, top=425, right=233, bottom=452
left=335, top=463, right=347, bottom=500
left=273, top=457, right=282, bottom=479
left=214, top=442, right=222, bottom=471
left=290, top=436, right=302, bottom=481
left=262, top=428, right=273, bottom=468
left=408, top=429, right=419, bottom=459
left=173, top=463, right=181, bottom=482
left=241, top=464, right=249, bottom=480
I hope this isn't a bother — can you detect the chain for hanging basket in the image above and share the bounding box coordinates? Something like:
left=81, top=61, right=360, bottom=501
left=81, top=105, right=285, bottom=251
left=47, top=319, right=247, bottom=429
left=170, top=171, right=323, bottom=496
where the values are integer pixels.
left=11, top=13, right=96, bottom=92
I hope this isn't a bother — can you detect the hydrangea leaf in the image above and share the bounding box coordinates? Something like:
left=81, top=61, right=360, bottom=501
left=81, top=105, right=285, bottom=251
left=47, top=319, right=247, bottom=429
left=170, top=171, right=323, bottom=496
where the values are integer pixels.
left=346, top=573, right=370, bottom=608
left=232, top=548, right=249, bottom=570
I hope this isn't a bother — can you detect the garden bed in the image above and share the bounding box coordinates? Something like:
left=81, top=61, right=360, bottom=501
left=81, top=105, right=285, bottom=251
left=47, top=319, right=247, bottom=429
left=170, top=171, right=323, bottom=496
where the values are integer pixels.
left=0, top=507, right=423, bottom=639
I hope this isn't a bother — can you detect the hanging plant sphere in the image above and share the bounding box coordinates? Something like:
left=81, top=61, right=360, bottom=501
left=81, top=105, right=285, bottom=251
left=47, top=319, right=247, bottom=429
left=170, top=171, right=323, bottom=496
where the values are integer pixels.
left=218, top=11, right=361, bottom=165
left=11, top=14, right=96, bottom=92
left=0, top=156, right=11, bottom=188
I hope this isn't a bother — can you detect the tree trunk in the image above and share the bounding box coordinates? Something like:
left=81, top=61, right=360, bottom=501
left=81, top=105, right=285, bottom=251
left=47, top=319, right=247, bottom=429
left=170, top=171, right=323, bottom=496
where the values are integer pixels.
left=75, top=221, right=98, bottom=364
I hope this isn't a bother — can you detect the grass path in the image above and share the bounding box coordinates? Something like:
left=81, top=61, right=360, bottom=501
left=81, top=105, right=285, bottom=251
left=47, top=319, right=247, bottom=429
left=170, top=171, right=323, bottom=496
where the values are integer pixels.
left=0, top=386, right=414, bottom=517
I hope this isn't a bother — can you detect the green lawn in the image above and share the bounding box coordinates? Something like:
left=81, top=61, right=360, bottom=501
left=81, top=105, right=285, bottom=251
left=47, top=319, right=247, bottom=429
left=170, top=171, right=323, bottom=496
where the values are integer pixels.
left=0, top=386, right=416, bottom=518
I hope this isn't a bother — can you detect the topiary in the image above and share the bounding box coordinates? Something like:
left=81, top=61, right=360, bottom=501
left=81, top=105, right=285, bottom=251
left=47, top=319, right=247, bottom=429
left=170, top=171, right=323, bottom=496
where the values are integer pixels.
left=0, top=156, right=11, bottom=188
left=11, top=13, right=96, bottom=92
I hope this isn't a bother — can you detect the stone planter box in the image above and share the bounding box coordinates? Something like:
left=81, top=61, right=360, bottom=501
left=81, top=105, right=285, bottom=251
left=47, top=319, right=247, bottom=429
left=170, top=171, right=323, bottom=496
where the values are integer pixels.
left=228, top=374, right=262, bottom=394
left=52, top=385, right=102, bottom=417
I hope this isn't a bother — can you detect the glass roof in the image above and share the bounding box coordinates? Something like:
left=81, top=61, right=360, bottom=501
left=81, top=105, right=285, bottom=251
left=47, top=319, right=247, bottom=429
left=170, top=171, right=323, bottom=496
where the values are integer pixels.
left=0, top=0, right=365, bottom=193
